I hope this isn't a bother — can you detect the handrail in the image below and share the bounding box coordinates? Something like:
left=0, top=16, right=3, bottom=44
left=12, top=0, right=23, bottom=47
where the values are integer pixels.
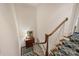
left=45, top=17, right=68, bottom=56
left=46, top=17, right=68, bottom=37
left=33, top=42, right=46, bottom=44
left=34, top=17, right=68, bottom=56
left=33, top=38, right=47, bottom=44
left=34, top=18, right=68, bottom=44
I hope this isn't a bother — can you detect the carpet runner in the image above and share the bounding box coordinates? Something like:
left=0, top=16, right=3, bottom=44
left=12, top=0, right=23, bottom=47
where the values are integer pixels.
left=22, top=32, right=79, bottom=56
left=50, top=32, right=79, bottom=56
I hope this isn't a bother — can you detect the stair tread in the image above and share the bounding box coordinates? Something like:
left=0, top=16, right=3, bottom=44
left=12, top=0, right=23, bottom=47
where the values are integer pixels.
left=50, top=32, right=79, bottom=56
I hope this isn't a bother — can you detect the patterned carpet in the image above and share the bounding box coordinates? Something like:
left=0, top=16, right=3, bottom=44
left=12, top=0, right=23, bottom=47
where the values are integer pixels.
left=21, top=44, right=44, bottom=56
left=22, top=32, right=79, bottom=56
left=21, top=46, right=38, bottom=56
left=50, top=32, right=79, bottom=56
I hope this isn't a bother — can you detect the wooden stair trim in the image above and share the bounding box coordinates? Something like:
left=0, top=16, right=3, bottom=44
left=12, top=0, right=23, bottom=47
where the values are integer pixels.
left=56, top=43, right=62, bottom=47
left=51, top=47, right=59, bottom=52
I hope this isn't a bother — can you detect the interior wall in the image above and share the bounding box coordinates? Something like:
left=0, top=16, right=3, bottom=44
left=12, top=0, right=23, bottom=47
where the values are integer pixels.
left=14, top=4, right=37, bottom=47
left=0, top=4, right=19, bottom=56
left=76, top=20, right=79, bottom=32
left=74, top=4, right=79, bottom=32
left=36, top=3, right=76, bottom=53
left=0, top=3, right=76, bottom=55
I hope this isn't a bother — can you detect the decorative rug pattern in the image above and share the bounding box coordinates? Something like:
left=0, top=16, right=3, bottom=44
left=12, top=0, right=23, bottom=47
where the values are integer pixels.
left=21, top=44, right=44, bottom=56
left=22, top=32, right=79, bottom=56
left=50, top=32, right=79, bottom=56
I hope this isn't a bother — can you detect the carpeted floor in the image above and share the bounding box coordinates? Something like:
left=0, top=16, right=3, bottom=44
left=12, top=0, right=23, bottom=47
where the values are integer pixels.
left=21, top=43, right=44, bottom=56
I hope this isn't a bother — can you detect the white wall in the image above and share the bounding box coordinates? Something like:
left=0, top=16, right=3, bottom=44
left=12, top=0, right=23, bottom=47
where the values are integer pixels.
left=36, top=3, right=76, bottom=53
left=0, top=3, right=76, bottom=55
left=74, top=4, right=79, bottom=32
left=0, top=3, right=37, bottom=56
left=13, top=4, right=37, bottom=47
left=0, top=4, right=19, bottom=56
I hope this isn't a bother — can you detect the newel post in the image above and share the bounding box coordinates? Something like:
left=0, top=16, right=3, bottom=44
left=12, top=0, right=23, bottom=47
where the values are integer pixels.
left=45, top=34, right=49, bottom=56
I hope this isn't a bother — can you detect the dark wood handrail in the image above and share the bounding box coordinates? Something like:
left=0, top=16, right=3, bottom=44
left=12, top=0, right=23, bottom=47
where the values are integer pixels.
left=33, top=42, right=46, bottom=44
left=46, top=17, right=68, bottom=37
left=45, top=17, right=68, bottom=56
left=33, top=37, right=47, bottom=44
left=34, top=17, right=68, bottom=56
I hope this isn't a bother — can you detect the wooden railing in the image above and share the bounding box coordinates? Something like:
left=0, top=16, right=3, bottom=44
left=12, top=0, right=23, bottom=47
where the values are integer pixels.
left=34, top=17, right=68, bottom=56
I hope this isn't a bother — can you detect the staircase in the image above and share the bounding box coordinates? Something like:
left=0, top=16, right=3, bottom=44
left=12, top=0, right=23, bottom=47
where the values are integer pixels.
left=50, top=32, right=79, bottom=56
left=21, top=18, right=79, bottom=56
left=21, top=18, right=69, bottom=56
left=22, top=32, right=79, bottom=56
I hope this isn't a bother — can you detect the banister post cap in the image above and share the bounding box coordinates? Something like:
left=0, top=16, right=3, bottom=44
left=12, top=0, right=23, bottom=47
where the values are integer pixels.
left=66, top=17, right=68, bottom=21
